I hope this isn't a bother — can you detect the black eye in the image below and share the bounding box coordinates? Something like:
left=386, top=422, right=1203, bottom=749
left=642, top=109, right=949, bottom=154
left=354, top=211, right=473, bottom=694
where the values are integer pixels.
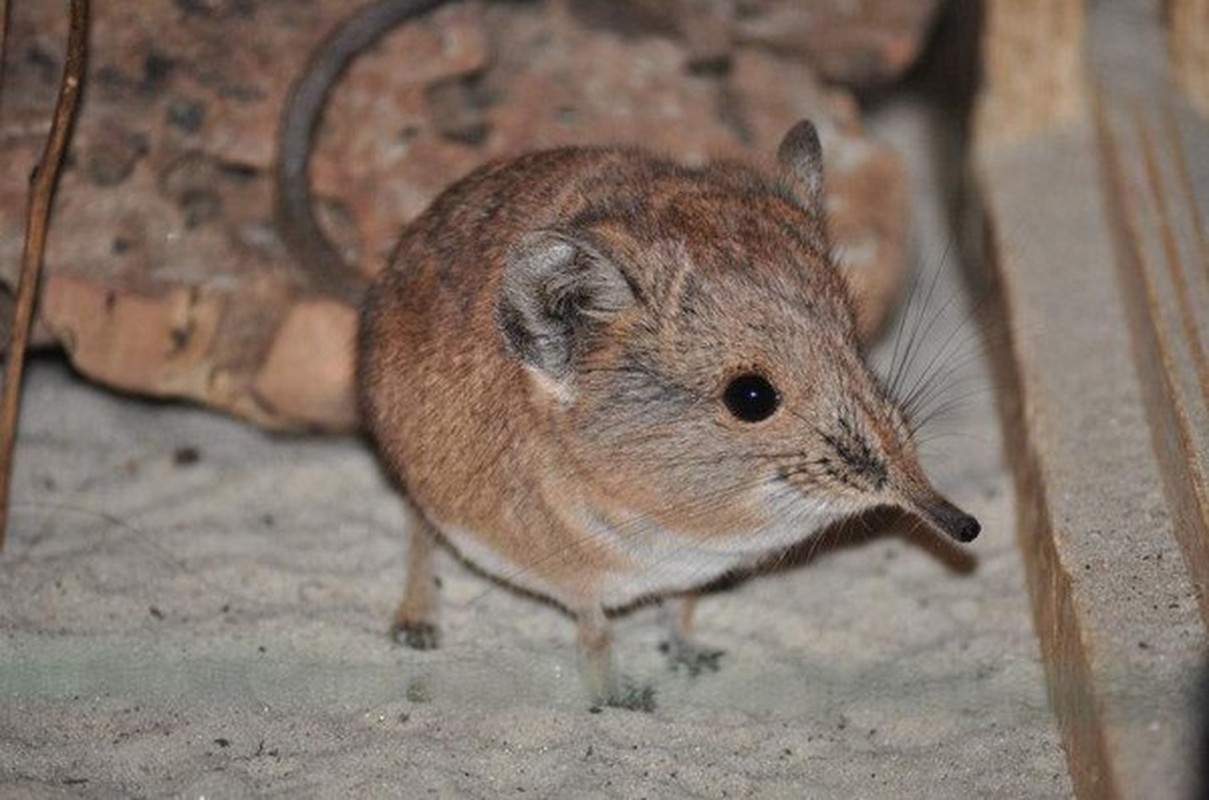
left=723, top=373, right=779, bottom=422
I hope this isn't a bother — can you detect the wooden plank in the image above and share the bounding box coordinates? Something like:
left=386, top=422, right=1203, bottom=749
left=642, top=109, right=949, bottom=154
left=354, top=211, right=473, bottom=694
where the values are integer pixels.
left=971, top=0, right=1207, bottom=796
left=1095, top=97, right=1209, bottom=624
left=976, top=0, right=1084, bottom=144
left=975, top=122, right=1203, bottom=800
left=1092, top=0, right=1209, bottom=624
left=1168, top=0, right=1209, bottom=116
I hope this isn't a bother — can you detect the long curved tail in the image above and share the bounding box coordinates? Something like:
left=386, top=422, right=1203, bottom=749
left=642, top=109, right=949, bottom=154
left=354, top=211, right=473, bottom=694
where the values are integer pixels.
left=274, top=0, right=452, bottom=304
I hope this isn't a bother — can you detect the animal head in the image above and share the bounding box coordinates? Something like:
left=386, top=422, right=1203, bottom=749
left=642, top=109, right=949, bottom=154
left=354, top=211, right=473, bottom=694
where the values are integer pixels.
left=496, top=121, right=979, bottom=547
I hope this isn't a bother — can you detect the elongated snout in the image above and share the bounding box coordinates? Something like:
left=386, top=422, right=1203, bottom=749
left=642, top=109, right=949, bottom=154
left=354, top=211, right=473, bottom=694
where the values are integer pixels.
left=910, top=492, right=981, bottom=543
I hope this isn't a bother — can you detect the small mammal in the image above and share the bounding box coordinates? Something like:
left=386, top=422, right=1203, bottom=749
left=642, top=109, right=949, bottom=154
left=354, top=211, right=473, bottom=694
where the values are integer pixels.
left=277, top=1, right=980, bottom=710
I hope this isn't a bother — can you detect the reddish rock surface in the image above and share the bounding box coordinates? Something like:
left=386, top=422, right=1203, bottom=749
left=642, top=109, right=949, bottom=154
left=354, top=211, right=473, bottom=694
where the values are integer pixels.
left=569, top=0, right=945, bottom=88
left=732, top=0, right=944, bottom=87
left=2, top=0, right=912, bottom=432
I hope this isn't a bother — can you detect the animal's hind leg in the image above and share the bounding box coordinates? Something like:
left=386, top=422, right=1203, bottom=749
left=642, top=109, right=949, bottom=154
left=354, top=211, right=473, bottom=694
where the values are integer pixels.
left=659, top=593, right=723, bottom=675
left=390, top=504, right=441, bottom=650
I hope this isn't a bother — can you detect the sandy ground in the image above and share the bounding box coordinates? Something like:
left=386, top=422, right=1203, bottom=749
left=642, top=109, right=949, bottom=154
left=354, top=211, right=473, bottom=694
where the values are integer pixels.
left=0, top=101, right=1073, bottom=798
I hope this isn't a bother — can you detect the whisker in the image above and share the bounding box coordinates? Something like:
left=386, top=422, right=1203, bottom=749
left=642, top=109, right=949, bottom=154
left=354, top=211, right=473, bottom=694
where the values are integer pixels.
left=902, top=367, right=982, bottom=434
left=886, top=246, right=955, bottom=400
left=897, top=309, right=985, bottom=419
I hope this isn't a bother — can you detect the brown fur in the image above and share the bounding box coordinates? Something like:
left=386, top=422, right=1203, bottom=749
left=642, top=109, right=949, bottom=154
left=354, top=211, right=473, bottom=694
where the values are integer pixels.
left=357, top=122, right=978, bottom=708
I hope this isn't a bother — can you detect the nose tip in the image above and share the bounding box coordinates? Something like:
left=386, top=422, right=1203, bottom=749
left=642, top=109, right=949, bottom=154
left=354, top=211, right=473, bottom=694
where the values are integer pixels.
left=952, top=513, right=981, bottom=543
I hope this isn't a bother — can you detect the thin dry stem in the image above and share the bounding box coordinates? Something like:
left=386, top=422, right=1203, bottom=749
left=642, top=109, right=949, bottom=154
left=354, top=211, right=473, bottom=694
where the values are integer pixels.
left=0, top=0, right=9, bottom=101
left=0, top=0, right=89, bottom=550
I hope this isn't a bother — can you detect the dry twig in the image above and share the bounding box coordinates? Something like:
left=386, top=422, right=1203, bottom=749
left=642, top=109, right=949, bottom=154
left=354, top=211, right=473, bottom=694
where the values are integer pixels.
left=0, top=0, right=89, bottom=549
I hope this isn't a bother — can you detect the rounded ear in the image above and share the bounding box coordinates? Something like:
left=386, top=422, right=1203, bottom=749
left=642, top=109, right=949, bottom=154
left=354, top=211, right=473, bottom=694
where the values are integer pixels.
left=776, top=119, right=826, bottom=213
left=496, top=231, right=635, bottom=386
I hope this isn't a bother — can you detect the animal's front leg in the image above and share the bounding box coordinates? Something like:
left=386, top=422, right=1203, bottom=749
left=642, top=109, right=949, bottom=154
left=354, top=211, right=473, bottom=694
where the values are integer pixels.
left=576, top=605, right=655, bottom=712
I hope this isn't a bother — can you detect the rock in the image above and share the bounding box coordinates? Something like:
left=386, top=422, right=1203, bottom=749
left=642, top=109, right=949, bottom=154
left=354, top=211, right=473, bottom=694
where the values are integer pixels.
left=3, top=0, right=911, bottom=431
left=733, top=0, right=944, bottom=88
left=567, top=0, right=945, bottom=88
left=253, top=299, right=358, bottom=431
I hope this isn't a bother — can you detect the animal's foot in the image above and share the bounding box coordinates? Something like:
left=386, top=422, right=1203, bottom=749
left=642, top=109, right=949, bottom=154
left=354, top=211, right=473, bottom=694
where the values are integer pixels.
left=659, top=638, right=724, bottom=676
left=588, top=678, right=657, bottom=713
left=391, top=619, right=440, bottom=650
